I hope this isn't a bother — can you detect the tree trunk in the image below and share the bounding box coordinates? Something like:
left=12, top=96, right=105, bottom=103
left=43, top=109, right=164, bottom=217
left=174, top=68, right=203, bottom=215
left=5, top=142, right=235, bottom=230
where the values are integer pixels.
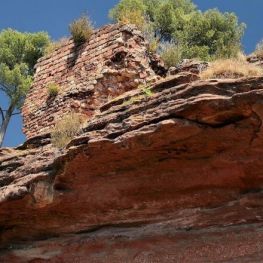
left=0, top=103, right=15, bottom=148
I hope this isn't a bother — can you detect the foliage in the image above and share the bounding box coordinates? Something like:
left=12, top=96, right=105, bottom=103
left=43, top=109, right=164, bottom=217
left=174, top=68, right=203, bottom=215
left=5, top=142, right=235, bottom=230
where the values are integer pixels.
left=117, top=10, right=145, bottom=30
left=44, top=38, right=68, bottom=56
left=109, top=0, right=145, bottom=29
left=153, top=0, right=196, bottom=41
left=142, top=0, right=162, bottom=21
left=200, top=58, right=263, bottom=79
left=0, top=64, right=32, bottom=109
left=159, top=42, right=183, bottom=67
left=148, top=38, right=159, bottom=53
left=122, top=84, right=154, bottom=106
left=254, top=39, right=263, bottom=58
left=0, top=29, right=50, bottom=106
left=51, top=112, right=85, bottom=149
left=140, top=84, right=153, bottom=96
left=47, top=83, right=60, bottom=97
left=143, top=24, right=159, bottom=53
left=0, top=29, right=50, bottom=74
left=123, top=96, right=142, bottom=106
left=175, top=9, right=245, bottom=60
left=110, top=0, right=245, bottom=61
left=0, top=28, right=50, bottom=146
left=69, top=15, right=94, bottom=44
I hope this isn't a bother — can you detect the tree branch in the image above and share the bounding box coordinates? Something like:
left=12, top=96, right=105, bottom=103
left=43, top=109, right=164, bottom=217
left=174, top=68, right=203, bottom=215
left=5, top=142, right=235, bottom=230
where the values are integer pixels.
left=0, top=109, right=20, bottom=115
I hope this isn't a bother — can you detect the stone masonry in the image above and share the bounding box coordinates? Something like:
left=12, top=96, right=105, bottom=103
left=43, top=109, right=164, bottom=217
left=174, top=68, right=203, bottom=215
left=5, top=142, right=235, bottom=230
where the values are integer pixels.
left=22, top=24, right=165, bottom=139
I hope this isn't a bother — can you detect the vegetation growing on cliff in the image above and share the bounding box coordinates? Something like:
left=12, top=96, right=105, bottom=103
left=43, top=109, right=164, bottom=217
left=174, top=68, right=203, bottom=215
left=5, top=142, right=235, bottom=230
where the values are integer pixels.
left=51, top=113, right=85, bottom=149
left=110, top=0, right=246, bottom=65
left=200, top=57, right=263, bottom=79
left=0, top=29, right=50, bottom=147
left=47, top=83, right=60, bottom=97
left=1, top=1, right=262, bottom=148
left=69, top=15, right=94, bottom=45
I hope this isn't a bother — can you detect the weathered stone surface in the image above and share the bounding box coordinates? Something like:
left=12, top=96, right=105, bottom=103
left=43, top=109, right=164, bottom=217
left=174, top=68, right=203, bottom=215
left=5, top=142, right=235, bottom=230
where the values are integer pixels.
left=2, top=74, right=263, bottom=261
left=247, top=54, right=263, bottom=68
left=168, top=59, right=209, bottom=75
left=22, top=24, right=165, bottom=139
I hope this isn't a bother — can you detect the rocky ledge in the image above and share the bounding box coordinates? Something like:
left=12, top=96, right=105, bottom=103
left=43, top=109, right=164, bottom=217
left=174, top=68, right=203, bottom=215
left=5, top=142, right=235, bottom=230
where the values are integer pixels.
left=1, top=73, right=263, bottom=262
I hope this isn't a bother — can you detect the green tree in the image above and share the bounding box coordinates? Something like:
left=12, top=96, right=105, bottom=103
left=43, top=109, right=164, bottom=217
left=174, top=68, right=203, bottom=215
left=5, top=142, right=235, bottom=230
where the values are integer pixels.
left=109, top=0, right=146, bottom=30
left=109, top=0, right=145, bottom=21
left=153, top=0, right=196, bottom=40
left=110, top=0, right=245, bottom=63
left=0, top=29, right=50, bottom=147
left=175, top=9, right=246, bottom=60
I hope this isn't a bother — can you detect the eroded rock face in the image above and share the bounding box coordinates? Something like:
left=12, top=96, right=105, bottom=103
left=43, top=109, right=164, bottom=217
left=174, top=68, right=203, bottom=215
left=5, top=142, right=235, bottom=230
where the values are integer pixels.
left=2, top=74, right=263, bottom=262
left=168, top=59, right=209, bottom=76
left=22, top=24, right=165, bottom=139
left=247, top=54, right=263, bottom=68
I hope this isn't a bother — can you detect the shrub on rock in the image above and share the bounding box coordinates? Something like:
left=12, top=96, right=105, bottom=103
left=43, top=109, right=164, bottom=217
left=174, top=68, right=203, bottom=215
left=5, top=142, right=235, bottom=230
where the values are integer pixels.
left=51, top=113, right=85, bottom=149
left=69, top=15, right=93, bottom=45
left=47, top=83, right=60, bottom=97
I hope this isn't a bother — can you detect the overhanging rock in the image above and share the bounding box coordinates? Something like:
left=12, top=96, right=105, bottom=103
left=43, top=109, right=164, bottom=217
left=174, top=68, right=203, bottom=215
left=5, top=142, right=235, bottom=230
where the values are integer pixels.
left=1, top=74, right=263, bottom=261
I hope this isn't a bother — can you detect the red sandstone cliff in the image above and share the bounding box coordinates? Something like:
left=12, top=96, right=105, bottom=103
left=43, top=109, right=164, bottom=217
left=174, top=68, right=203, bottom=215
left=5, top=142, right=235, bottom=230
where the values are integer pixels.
left=1, top=25, right=263, bottom=262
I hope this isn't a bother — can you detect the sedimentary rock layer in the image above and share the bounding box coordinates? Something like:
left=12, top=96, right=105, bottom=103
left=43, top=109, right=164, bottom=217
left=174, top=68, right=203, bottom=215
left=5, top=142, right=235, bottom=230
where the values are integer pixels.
left=1, top=74, right=263, bottom=262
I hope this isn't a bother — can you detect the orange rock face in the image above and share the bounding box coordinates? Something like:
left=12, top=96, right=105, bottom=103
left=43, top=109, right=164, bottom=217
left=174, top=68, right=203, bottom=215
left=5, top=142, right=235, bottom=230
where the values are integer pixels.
left=1, top=74, right=263, bottom=262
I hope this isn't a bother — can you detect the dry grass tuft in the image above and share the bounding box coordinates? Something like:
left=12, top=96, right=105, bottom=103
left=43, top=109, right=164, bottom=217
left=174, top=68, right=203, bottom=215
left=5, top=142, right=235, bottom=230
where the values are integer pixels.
left=69, top=15, right=93, bottom=45
left=47, top=83, right=60, bottom=97
left=51, top=113, right=85, bottom=149
left=200, top=58, right=263, bottom=79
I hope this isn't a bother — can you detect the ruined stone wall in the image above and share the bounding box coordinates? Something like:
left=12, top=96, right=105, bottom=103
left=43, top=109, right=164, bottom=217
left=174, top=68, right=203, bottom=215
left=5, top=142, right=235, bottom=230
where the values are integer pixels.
left=22, top=24, right=164, bottom=139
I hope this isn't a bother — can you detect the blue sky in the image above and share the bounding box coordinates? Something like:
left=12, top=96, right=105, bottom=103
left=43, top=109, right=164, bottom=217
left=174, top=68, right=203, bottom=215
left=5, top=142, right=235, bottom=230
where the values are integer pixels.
left=1, top=0, right=263, bottom=147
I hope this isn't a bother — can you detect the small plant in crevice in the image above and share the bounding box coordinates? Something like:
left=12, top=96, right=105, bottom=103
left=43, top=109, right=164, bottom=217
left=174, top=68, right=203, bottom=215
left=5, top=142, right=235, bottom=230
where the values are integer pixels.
left=140, top=84, right=154, bottom=97
left=69, top=15, right=94, bottom=45
left=51, top=112, right=85, bottom=149
left=47, top=83, right=60, bottom=98
left=122, top=84, right=154, bottom=106
left=123, top=96, right=143, bottom=106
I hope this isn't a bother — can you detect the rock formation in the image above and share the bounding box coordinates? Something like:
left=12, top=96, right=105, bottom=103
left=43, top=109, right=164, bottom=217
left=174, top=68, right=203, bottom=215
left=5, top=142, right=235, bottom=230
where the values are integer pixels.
left=247, top=54, right=263, bottom=68
left=1, top=24, right=263, bottom=262
left=22, top=24, right=165, bottom=139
